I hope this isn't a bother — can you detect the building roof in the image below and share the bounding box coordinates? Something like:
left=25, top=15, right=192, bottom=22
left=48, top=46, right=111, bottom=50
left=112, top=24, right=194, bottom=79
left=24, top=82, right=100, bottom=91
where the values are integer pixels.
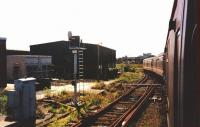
left=30, top=40, right=116, bottom=52
left=0, top=37, right=6, bottom=40
left=7, top=55, right=52, bottom=58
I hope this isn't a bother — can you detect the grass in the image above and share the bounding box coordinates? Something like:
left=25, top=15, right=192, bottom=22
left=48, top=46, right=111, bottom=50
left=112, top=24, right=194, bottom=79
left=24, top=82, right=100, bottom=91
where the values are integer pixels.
left=116, top=63, right=143, bottom=73
left=80, top=93, right=116, bottom=108
left=44, top=87, right=52, bottom=98
left=47, top=92, right=117, bottom=127
left=91, top=81, right=106, bottom=89
left=42, top=91, right=74, bottom=114
left=44, top=88, right=74, bottom=103
left=48, top=117, right=68, bottom=127
left=45, top=64, right=144, bottom=126
left=0, top=90, right=7, bottom=115
left=116, top=72, right=143, bottom=84
left=92, top=64, right=144, bottom=93
left=116, top=64, right=144, bottom=84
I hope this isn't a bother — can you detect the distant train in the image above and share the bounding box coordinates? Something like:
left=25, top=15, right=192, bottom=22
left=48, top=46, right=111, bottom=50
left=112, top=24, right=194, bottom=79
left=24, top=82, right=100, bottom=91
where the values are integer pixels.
left=143, top=53, right=164, bottom=77
left=143, top=0, right=200, bottom=127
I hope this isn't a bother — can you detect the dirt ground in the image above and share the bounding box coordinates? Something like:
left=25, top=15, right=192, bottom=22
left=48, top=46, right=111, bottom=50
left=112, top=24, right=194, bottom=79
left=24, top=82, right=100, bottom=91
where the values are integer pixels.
left=129, top=86, right=167, bottom=127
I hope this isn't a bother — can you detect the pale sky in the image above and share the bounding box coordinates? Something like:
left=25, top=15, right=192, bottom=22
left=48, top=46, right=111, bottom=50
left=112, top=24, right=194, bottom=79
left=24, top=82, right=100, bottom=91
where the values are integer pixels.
left=0, top=0, right=174, bottom=58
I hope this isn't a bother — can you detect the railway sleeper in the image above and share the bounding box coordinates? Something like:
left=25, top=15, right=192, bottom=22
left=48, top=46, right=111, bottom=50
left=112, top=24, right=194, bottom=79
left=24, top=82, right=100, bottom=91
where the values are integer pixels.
left=114, top=103, right=131, bottom=107
left=94, top=119, right=116, bottom=125
left=96, top=116, right=118, bottom=121
left=114, top=106, right=129, bottom=110
left=91, top=124, right=110, bottom=127
left=101, top=113, right=120, bottom=118
left=110, top=109, right=127, bottom=114
left=106, top=111, right=124, bottom=115
left=118, top=101, right=134, bottom=105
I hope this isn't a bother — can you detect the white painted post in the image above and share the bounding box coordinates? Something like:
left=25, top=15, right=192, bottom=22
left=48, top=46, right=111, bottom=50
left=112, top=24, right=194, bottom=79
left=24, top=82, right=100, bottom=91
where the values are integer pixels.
left=72, top=50, right=78, bottom=106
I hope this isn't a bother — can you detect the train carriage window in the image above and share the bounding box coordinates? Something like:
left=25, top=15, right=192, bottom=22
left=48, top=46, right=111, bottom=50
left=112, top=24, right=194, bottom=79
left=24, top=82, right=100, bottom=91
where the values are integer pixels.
left=156, top=59, right=159, bottom=69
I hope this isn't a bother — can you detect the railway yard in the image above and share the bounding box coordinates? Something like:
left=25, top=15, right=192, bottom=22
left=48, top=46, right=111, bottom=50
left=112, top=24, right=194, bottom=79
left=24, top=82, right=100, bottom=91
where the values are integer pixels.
left=0, top=63, right=167, bottom=127
left=1, top=0, right=200, bottom=126
left=34, top=65, right=166, bottom=127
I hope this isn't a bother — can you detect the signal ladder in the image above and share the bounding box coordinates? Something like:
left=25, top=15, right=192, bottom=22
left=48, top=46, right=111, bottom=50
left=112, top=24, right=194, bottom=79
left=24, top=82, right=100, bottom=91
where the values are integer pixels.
left=78, top=50, right=84, bottom=94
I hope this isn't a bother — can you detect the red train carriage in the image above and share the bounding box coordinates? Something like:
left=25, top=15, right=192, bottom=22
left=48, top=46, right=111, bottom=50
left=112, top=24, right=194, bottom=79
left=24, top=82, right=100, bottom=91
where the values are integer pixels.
left=165, top=0, right=200, bottom=127
left=144, top=0, right=200, bottom=126
left=143, top=53, right=164, bottom=77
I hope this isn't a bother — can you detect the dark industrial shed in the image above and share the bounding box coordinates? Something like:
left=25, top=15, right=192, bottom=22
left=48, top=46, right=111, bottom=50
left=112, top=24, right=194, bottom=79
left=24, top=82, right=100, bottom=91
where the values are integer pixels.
left=7, top=50, right=30, bottom=55
left=30, top=40, right=116, bottom=80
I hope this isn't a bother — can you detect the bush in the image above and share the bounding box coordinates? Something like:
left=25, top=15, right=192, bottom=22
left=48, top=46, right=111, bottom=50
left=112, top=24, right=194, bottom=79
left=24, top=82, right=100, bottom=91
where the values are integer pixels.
left=124, top=65, right=136, bottom=72
left=49, top=106, right=57, bottom=113
left=117, top=72, right=143, bottom=84
left=0, top=91, right=7, bottom=115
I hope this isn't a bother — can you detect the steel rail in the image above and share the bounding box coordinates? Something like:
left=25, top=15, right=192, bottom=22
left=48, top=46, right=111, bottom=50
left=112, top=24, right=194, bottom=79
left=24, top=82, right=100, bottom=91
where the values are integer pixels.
left=111, top=85, right=155, bottom=127
left=73, top=76, right=149, bottom=127
left=36, top=76, right=149, bottom=127
left=122, top=86, right=155, bottom=126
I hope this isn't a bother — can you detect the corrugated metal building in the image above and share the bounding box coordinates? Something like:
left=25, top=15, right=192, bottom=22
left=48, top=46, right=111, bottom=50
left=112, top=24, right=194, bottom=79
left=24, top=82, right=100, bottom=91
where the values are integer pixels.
left=0, top=37, right=7, bottom=87
left=30, top=40, right=116, bottom=80
left=7, top=55, right=53, bottom=81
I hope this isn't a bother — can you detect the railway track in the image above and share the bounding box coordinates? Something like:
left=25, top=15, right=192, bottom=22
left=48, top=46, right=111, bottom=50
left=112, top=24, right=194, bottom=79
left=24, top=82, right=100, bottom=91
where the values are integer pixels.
left=36, top=76, right=156, bottom=127
left=73, top=76, right=156, bottom=127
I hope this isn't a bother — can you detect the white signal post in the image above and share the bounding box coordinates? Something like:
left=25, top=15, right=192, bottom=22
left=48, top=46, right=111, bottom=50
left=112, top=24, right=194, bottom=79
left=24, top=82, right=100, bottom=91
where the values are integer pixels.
left=72, top=49, right=78, bottom=106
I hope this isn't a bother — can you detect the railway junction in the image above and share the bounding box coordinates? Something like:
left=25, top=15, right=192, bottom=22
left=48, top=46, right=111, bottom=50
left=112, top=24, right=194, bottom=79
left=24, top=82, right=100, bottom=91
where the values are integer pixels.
left=1, top=0, right=200, bottom=127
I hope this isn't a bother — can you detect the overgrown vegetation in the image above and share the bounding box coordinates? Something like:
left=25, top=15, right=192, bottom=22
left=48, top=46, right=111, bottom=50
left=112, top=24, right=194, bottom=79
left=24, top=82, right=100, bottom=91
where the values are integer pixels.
left=47, top=92, right=117, bottom=127
left=43, top=64, right=144, bottom=127
left=116, top=72, right=143, bottom=84
left=0, top=90, right=8, bottom=115
left=116, top=64, right=143, bottom=73
left=91, top=81, right=106, bottom=89
left=48, top=110, right=78, bottom=127
left=92, top=64, right=143, bottom=90
left=116, top=64, right=143, bottom=83
left=44, top=87, right=52, bottom=98
left=80, top=93, right=117, bottom=108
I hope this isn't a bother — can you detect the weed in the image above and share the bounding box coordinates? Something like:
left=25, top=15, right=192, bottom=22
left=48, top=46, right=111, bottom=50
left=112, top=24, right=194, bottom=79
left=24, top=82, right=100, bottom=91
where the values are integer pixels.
left=0, top=90, right=7, bottom=115
left=49, top=106, right=57, bottom=113
left=91, top=82, right=106, bottom=89
left=48, top=117, right=68, bottom=127
left=44, top=87, right=51, bottom=98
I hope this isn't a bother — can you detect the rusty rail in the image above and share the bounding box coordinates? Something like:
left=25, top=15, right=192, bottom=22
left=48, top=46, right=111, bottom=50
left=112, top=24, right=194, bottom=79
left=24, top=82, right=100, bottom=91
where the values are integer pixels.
left=122, top=86, right=155, bottom=126
left=112, top=86, right=155, bottom=127
left=36, top=76, right=150, bottom=127
left=73, top=76, right=152, bottom=127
